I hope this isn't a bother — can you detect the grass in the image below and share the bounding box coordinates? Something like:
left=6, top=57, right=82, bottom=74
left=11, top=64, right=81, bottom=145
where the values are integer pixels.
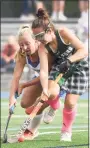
left=1, top=98, right=89, bottom=148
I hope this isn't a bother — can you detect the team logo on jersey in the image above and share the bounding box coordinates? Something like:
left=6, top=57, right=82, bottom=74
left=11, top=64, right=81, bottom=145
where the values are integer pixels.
left=60, top=46, right=74, bottom=58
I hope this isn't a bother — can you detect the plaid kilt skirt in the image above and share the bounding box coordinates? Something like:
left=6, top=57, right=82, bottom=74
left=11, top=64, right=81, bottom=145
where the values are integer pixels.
left=49, top=57, right=88, bottom=95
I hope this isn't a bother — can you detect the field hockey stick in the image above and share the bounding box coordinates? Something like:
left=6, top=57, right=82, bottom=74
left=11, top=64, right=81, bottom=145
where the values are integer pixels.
left=13, top=65, right=78, bottom=141
left=3, top=91, right=18, bottom=143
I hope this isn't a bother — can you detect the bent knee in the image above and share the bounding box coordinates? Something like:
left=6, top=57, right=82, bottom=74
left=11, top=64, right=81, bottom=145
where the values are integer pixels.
left=20, top=100, right=28, bottom=108
left=64, top=101, right=77, bottom=109
left=65, top=94, right=79, bottom=109
left=20, top=99, right=33, bottom=108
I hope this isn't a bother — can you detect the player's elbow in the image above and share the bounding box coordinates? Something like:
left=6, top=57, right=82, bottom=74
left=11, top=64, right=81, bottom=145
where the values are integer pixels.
left=83, top=47, right=88, bottom=58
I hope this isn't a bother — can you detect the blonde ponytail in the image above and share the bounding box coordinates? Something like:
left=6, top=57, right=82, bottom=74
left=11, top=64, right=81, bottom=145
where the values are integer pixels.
left=17, top=24, right=32, bottom=41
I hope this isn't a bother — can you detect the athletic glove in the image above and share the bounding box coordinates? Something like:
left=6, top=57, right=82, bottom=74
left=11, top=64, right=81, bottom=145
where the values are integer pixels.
left=59, top=59, right=72, bottom=73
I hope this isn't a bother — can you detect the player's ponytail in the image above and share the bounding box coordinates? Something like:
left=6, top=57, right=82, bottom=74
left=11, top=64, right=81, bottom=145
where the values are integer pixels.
left=32, top=8, right=55, bottom=32
left=36, top=8, right=49, bottom=20
left=17, top=24, right=32, bottom=41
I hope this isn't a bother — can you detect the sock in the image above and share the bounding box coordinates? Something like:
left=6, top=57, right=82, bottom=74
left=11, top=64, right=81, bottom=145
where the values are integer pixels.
left=58, top=11, right=64, bottom=15
left=46, top=95, right=60, bottom=110
left=61, top=106, right=77, bottom=133
left=52, top=11, right=57, bottom=15
left=81, top=11, right=86, bottom=17
left=51, top=11, right=57, bottom=18
left=27, top=113, right=43, bottom=133
left=25, top=106, right=34, bottom=115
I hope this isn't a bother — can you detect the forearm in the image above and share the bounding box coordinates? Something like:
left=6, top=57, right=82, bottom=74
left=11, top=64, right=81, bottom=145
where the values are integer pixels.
left=9, top=77, right=19, bottom=102
left=22, top=76, right=40, bottom=88
left=38, top=44, right=49, bottom=97
left=68, top=48, right=88, bottom=63
left=40, top=71, right=48, bottom=95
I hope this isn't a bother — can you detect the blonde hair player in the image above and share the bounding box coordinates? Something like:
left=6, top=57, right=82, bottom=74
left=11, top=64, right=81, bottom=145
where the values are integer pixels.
left=9, top=24, right=61, bottom=141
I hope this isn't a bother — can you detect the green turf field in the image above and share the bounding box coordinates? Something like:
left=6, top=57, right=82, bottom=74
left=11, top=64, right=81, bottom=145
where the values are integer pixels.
left=1, top=98, right=89, bottom=148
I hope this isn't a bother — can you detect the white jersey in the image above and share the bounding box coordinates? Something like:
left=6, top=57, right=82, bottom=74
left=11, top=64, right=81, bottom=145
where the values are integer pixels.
left=26, top=56, right=40, bottom=77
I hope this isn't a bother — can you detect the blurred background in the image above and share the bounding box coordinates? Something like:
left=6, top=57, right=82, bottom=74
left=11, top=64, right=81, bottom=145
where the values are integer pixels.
left=1, top=0, right=89, bottom=99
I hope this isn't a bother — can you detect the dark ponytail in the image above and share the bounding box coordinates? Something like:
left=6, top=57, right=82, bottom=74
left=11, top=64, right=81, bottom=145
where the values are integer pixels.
left=32, top=8, right=55, bottom=31
left=36, top=8, right=49, bottom=20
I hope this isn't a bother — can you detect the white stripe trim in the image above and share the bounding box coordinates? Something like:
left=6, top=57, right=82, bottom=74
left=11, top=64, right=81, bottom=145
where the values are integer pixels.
left=58, top=31, right=70, bottom=45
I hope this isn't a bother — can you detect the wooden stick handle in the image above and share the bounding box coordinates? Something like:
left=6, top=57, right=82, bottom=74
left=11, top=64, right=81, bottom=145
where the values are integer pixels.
left=55, top=73, right=63, bottom=83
